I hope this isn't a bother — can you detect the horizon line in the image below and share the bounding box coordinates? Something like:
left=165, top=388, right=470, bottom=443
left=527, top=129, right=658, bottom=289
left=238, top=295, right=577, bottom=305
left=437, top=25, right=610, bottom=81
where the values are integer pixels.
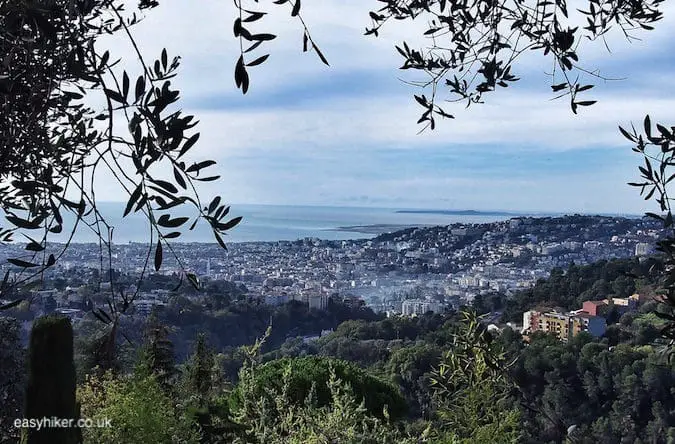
left=81, top=201, right=646, bottom=217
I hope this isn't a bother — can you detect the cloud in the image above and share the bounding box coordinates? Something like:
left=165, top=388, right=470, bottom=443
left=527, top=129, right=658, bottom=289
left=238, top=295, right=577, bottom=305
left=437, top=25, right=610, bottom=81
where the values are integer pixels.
left=89, top=0, right=675, bottom=214
left=185, top=88, right=675, bottom=156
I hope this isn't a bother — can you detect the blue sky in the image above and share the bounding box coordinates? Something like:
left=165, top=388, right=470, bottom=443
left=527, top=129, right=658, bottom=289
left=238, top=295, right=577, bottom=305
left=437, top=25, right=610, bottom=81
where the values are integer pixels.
left=99, top=0, right=675, bottom=214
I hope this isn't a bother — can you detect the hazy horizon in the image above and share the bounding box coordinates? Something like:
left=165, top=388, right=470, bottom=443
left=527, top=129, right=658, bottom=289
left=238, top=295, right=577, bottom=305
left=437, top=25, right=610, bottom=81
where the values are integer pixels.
left=93, top=200, right=644, bottom=218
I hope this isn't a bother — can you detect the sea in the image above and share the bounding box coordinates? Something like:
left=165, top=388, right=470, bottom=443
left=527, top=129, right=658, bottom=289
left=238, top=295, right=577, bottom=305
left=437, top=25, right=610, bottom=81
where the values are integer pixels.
left=42, top=203, right=534, bottom=244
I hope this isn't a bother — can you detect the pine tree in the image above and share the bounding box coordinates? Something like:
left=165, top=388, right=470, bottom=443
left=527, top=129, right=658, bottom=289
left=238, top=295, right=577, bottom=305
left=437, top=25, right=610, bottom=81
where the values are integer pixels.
left=185, top=333, right=215, bottom=405
left=179, top=333, right=232, bottom=443
left=136, top=312, right=176, bottom=390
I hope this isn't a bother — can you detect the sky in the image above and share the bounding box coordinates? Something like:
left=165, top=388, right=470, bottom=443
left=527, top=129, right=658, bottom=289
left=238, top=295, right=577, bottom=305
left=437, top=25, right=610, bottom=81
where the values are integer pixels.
left=97, top=0, right=675, bottom=214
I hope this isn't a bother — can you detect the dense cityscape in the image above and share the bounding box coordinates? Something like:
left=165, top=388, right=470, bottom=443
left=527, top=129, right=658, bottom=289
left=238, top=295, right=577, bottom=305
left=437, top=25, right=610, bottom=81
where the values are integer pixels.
left=0, top=214, right=663, bottom=329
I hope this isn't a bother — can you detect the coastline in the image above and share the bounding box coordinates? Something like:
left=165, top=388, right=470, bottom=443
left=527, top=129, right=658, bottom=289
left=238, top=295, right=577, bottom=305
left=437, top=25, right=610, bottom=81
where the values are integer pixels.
left=326, top=224, right=435, bottom=235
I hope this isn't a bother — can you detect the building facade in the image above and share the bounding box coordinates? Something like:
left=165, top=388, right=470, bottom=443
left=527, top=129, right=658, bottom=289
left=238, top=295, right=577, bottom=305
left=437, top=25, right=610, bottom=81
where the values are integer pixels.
left=523, top=309, right=607, bottom=341
left=401, top=299, right=441, bottom=316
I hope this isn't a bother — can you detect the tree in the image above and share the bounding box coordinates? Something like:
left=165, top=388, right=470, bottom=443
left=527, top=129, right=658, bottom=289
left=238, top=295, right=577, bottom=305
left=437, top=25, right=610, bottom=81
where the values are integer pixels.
left=0, top=0, right=242, bottom=327
left=230, top=355, right=408, bottom=421
left=225, top=0, right=665, bottom=129
left=183, top=333, right=215, bottom=404
left=23, top=315, right=79, bottom=444
left=0, top=317, right=24, bottom=442
left=389, top=0, right=663, bottom=126
left=177, top=333, right=232, bottom=444
left=429, top=311, right=521, bottom=443
left=136, top=313, right=176, bottom=390
left=227, top=328, right=414, bottom=444
left=75, top=320, right=122, bottom=379
left=232, top=363, right=413, bottom=444
left=78, top=371, right=200, bottom=444
left=626, top=117, right=675, bottom=352
left=384, top=343, right=442, bottom=419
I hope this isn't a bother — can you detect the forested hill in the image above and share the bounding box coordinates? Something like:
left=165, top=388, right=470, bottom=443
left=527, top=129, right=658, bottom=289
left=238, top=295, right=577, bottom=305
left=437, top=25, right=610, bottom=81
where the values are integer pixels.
left=471, top=256, right=664, bottom=322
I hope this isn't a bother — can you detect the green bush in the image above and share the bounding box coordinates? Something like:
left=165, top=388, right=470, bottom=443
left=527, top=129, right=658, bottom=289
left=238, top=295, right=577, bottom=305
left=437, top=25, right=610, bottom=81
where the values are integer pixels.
left=78, top=372, right=199, bottom=444
left=230, top=356, right=407, bottom=420
left=230, top=361, right=414, bottom=444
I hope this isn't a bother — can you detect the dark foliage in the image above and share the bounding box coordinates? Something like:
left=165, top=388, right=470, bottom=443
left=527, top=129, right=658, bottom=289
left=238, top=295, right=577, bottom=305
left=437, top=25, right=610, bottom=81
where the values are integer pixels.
left=484, top=257, right=663, bottom=322
left=508, top=332, right=675, bottom=443
left=158, top=298, right=382, bottom=362
left=136, top=313, right=176, bottom=390
left=0, top=0, right=240, bottom=320
left=624, top=117, right=675, bottom=353
left=231, top=0, right=329, bottom=95
left=0, top=317, right=24, bottom=442
left=364, top=0, right=664, bottom=130
left=24, top=315, right=78, bottom=444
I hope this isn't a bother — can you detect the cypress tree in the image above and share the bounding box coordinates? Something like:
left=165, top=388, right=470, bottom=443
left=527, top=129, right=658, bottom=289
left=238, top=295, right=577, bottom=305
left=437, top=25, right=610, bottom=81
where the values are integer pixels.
left=181, top=333, right=222, bottom=442
left=187, top=333, right=214, bottom=404
left=23, top=315, right=79, bottom=444
left=136, top=312, right=176, bottom=390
